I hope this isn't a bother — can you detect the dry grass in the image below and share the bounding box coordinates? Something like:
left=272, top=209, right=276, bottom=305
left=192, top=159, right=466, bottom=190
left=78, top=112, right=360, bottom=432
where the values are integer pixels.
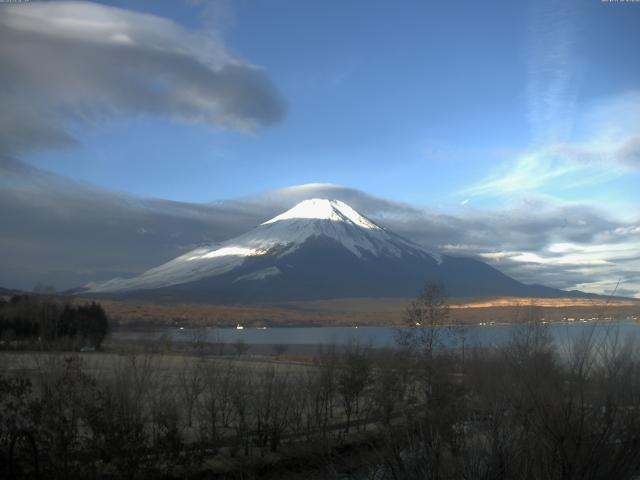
left=0, top=351, right=311, bottom=383
left=76, top=295, right=640, bottom=328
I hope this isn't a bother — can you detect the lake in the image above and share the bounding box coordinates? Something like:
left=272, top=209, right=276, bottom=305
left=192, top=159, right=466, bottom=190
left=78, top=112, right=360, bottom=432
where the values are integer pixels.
left=115, top=319, right=640, bottom=349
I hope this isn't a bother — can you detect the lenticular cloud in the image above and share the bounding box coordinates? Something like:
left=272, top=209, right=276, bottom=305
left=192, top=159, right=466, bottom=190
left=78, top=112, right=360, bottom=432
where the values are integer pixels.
left=0, top=1, right=285, bottom=155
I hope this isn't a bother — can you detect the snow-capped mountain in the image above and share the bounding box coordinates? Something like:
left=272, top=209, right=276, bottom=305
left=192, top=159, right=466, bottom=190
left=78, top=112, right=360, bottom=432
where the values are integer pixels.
left=85, top=198, right=575, bottom=301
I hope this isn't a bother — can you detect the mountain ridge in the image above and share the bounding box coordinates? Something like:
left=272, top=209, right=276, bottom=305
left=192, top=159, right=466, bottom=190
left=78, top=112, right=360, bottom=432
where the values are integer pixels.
left=85, top=198, right=594, bottom=302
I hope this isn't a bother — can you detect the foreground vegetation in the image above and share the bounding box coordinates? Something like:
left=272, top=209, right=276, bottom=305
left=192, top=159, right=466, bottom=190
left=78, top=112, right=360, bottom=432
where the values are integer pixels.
left=2, top=287, right=640, bottom=479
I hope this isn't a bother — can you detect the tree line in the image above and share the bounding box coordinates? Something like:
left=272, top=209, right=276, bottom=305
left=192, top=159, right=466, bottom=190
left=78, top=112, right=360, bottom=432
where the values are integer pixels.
left=0, top=295, right=109, bottom=349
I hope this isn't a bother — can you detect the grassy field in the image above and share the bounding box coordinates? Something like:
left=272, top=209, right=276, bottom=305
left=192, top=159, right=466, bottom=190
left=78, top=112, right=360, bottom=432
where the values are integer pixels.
left=0, top=350, right=310, bottom=377
left=0, top=348, right=411, bottom=479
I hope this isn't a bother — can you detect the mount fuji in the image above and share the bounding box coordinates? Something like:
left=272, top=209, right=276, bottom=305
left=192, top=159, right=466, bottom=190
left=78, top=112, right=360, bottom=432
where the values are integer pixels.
left=85, top=199, right=578, bottom=301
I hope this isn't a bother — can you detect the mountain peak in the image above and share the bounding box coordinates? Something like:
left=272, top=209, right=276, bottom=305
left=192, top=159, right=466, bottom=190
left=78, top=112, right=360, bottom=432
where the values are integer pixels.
left=262, top=198, right=381, bottom=230
left=86, top=197, right=439, bottom=294
left=83, top=199, right=574, bottom=301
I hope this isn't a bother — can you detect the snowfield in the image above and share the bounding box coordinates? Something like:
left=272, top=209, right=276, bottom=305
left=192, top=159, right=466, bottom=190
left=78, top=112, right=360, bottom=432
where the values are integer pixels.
left=86, top=198, right=439, bottom=293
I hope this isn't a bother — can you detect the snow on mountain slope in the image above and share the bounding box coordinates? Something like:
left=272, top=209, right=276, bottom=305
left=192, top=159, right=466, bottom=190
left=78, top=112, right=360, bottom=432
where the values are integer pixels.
left=86, top=199, right=440, bottom=293
left=263, top=198, right=380, bottom=229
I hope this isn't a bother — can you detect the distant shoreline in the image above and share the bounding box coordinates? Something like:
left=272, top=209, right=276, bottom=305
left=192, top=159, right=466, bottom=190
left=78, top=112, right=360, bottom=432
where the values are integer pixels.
left=4, top=291, right=637, bottom=329
left=83, top=295, right=640, bottom=329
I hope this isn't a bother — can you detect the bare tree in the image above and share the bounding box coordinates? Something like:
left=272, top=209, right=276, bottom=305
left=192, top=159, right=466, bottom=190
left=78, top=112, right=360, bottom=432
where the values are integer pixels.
left=337, top=343, right=371, bottom=433
left=398, top=282, right=450, bottom=358
left=177, top=357, right=204, bottom=428
left=229, top=370, right=253, bottom=456
left=372, top=349, right=404, bottom=425
left=315, top=345, right=339, bottom=439
left=197, top=361, right=221, bottom=452
left=396, top=283, right=450, bottom=407
left=253, top=367, right=292, bottom=454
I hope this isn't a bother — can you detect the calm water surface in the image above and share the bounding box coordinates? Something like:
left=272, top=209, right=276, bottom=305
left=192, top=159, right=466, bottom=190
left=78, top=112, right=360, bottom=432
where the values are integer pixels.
left=118, top=319, right=640, bottom=348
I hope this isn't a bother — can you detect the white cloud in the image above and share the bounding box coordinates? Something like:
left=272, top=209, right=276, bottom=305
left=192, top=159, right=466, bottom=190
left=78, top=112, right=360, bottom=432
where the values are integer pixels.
left=476, top=237, right=640, bottom=297
left=463, top=0, right=639, bottom=199
left=465, top=91, right=640, bottom=198
left=526, top=0, right=584, bottom=144
left=0, top=1, right=284, bottom=155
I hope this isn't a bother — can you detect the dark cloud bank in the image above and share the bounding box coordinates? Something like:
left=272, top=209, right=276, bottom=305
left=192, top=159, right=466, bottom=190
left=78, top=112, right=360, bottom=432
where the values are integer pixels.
left=2, top=156, right=638, bottom=295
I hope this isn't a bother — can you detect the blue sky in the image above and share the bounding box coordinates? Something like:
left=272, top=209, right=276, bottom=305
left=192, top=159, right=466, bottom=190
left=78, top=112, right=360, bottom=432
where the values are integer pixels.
left=1, top=0, right=639, bottom=296
left=21, top=0, right=639, bottom=209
